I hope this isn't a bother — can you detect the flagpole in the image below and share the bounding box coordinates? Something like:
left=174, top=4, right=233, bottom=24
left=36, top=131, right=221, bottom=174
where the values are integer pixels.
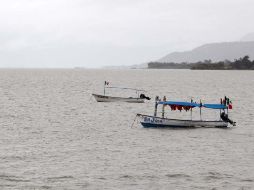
left=104, top=81, right=106, bottom=95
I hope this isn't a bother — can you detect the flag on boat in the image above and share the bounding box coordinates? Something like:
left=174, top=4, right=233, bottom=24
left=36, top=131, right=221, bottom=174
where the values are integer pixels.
left=222, top=96, right=233, bottom=109
left=228, top=101, right=233, bottom=109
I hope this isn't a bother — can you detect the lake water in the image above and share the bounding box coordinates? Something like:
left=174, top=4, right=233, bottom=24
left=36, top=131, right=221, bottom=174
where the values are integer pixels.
left=0, top=69, right=253, bottom=190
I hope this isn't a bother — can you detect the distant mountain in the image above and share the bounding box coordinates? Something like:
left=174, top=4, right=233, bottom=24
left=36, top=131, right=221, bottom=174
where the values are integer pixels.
left=103, top=63, right=147, bottom=69
left=158, top=41, right=254, bottom=63
left=130, top=63, right=148, bottom=69
left=240, top=32, right=254, bottom=42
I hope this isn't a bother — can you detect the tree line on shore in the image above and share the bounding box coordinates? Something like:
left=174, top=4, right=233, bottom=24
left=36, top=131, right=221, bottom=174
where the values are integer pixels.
left=148, top=56, right=254, bottom=70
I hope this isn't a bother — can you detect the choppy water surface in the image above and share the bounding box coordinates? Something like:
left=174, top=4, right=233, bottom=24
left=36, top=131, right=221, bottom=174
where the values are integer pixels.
left=0, top=69, right=253, bottom=190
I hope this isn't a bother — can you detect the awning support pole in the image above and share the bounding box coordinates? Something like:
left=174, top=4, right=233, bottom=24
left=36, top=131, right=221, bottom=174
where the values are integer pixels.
left=154, top=96, right=159, bottom=117
left=162, top=96, right=166, bottom=118
left=200, top=100, right=202, bottom=120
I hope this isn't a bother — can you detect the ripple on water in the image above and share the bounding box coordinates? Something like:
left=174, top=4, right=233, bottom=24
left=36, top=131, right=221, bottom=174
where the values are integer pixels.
left=46, top=175, right=74, bottom=183
left=204, top=172, right=234, bottom=181
left=165, top=173, right=191, bottom=178
left=0, top=174, right=30, bottom=182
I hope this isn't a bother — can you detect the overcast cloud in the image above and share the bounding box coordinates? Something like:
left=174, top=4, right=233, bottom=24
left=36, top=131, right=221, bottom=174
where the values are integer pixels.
left=0, top=0, right=254, bottom=68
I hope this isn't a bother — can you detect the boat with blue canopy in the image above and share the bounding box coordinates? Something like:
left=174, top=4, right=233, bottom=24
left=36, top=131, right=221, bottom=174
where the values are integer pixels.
left=135, top=96, right=235, bottom=128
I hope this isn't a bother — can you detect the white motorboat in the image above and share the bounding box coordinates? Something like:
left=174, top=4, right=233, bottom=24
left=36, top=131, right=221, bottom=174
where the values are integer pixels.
left=92, top=81, right=150, bottom=103
left=92, top=93, right=145, bottom=103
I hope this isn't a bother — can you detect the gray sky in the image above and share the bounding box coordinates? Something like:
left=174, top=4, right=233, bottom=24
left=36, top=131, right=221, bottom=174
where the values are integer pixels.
left=1, top=0, right=254, bottom=68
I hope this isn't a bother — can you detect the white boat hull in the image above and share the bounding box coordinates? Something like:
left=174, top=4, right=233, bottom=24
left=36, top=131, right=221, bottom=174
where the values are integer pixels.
left=137, top=114, right=228, bottom=128
left=92, top=94, right=145, bottom=103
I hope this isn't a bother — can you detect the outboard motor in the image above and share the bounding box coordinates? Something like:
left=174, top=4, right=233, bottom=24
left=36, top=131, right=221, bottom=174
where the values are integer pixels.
left=140, top=93, right=151, bottom=100
left=220, top=112, right=236, bottom=126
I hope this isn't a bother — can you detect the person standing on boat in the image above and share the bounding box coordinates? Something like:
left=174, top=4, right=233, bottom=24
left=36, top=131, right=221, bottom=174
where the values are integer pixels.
left=220, top=112, right=236, bottom=126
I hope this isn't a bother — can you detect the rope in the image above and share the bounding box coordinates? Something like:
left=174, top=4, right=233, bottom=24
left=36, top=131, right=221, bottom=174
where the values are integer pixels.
left=130, top=114, right=139, bottom=128
left=89, top=95, right=93, bottom=101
